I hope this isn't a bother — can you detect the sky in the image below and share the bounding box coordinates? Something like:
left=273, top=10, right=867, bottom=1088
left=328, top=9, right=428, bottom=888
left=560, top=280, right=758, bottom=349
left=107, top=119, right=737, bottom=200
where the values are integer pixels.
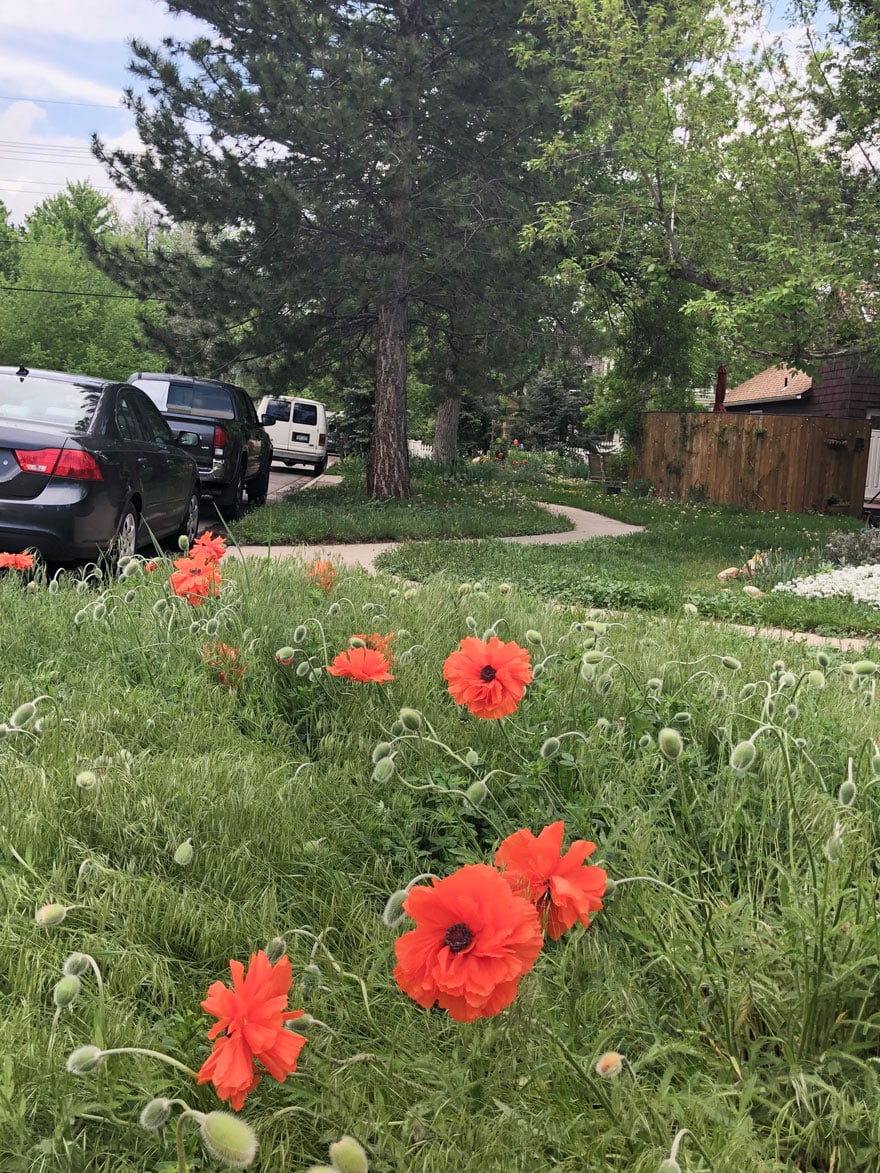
left=0, top=1, right=827, bottom=228
left=0, top=0, right=206, bottom=224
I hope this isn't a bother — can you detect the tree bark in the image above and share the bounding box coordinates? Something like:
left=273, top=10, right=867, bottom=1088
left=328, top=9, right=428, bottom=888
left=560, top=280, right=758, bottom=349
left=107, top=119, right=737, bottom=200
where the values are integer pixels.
left=433, top=395, right=461, bottom=462
left=368, top=289, right=410, bottom=498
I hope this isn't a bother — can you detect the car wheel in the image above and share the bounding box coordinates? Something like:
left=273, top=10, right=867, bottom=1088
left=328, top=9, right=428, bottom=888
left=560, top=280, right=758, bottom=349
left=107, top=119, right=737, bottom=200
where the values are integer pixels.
left=104, top=504, right=139, bottom=573
left=217, top=466, right=245, bottom=521
left=283, top=460, right=296, bottom=467
left=177, top=488, right=200, bottom=547
left=311, top=457, right=327, bottom=477
left=247, top=463, right=270, bottom=508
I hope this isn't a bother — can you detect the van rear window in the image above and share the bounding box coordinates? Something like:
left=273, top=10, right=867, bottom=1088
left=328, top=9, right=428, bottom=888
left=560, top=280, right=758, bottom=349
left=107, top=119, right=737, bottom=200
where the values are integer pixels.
left=293, top=403, right=318, bottom=426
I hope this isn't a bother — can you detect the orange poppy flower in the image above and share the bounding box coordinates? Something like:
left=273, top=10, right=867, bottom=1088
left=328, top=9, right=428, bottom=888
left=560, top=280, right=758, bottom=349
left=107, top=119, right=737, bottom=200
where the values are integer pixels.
left=327, top=646, right=394, bottom=682
left=203, top=642, right=244, bottom=687
left=352, top=632, right=396, bottom=664
left=393, top=863, right=543, bottom=1021
left=0, top=552, right=34, bottom=571
left=192, top=531, right=228, bottom=565
left=442, top=635, right=532, bottom=719
left=169, top=556, right=221, bottom=606
left=495, top=821, right=607, bottom=940
left=307, top=558, right=337, bottom=594
left=197, top=950, right=307, bottom=1111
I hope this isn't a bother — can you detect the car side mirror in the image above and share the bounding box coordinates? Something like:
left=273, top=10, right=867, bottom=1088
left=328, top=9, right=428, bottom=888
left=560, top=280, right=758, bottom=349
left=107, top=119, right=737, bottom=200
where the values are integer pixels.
left=260, top=414, right=276, bottom=426
left=176, top=430, right=200, bottom=447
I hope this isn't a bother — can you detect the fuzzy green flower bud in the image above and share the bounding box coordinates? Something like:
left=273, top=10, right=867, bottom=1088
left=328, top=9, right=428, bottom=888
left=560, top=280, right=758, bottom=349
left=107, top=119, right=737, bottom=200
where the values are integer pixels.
left=200, top=1111, right=258, bottom=1169
left=53, top=974, right=81, bottom=1009
left=265, top=936, right=287, bottom=964
left=585, top=621, right=608, bottom=634
left=93, top=603, right=107, bottom=621
left=464, top=749, right=480, bottom=767
left=10, top=702, right=36, bottom=728
left=328, top=1136, right=369, bottom=1173
left=596, top=673, right=614, bottom=695
left=48, top=578, right=60, bottom=593
left=66, top=1045, right=103, bottom=1075
left=785, top=704, right=799, bottom=720
left=658, top=727, right=684, bottom=761
left=382, top=889, right=409, bottom=929
left=124, top=589, right=137, bottom=604
left=638, top=734, right=653, bottom=749
left=403, top=588, right=418, bottom=601
left=841, top=663, right=856, bottom=676
left=871, top=754, right=880, bottom=778
left=372, top=756, right=395, bottom=783
left=178, top=535, right=190, bottom=552
left=838, top=780, right=857, bottom=807
left=806, top=670, right=825, bottom=689
left=603, top=877, right=617, bottom=896
left=74, top=608, right=90, bottom=625
left=390, top=720, right=405, bottom=738
left=779, top=672, right=797, bottom=689
left=657, top=1161, right=682, bottom=1173
left=793, top=737, right=807, bottom=750
left=824, top=821, right=844, bottom=863
left=682, top=602, right=698, bottom=615
left=275, top=646, right=295, bottom=666
left=645, top=677, right=663, bottom=692
left=816, top=650, right=831, bottom=667
left=739, top=682, right=756, bottom=700
left=327, top=602, right=342, bottom=617
left=730, top=740, right=757, bottom=772
left=62, top=953, right=91, bottom=978
left=293, top=625, right=307, bottom=643
left=720, top=656, right=741, bottom=671
left=525, top=629, right=544, bottom=645
left=465, top=615, right=478, bottom=632
left=582, top=649, right=604, bottom=665
left=595, top=717, right=612, bottom=733
left=371, top=742, right=392, bottom=764
left=204, top=617, right=220, bottom=636
left=457, top=583, right=471, bottom=595
left=532, top=663, right=544, bottom=680
left=499, top=582, right=511, bottom=594
left=671, top=711, right=692, bottom=726
left=188, top=621, right=200, bottom=634
left=152, top=598, right=168, bottom=615
left=35, top=902, right=70, bottom=927
left=399, top=708, right=422, bottom=732
left=854, top=660, right=878, bottom=676
left=465, top=779, right=488, bottom=807
left=173, top=839, right=194, bottom=866
left=139, top=1097, right=173, bottom=1132
left=349, top=636, right=366, bottom=648
left=773, top=660, right=785, bottom=672
left=296, top=660, right=311, bottom=677
left=540, top=737, right=561, bottom=759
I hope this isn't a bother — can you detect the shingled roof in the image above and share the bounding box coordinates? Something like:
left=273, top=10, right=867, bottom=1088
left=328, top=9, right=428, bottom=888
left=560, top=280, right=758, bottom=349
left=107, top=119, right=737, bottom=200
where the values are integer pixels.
left=725, top=365, right=812, bottom=406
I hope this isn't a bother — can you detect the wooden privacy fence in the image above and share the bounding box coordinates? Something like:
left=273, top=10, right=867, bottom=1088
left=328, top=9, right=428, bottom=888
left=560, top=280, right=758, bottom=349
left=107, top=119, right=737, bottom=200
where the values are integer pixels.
left=633, top=413, right=871, bottom=516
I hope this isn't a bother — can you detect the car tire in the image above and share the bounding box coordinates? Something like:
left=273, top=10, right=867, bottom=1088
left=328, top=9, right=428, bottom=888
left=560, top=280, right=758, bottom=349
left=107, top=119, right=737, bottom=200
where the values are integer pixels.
left=247, top=462, right=270, bottom=508
left=216, top=465, right=245, bottom=521
left=311, top=457, right=327, bottom=478
left=104, top=503, right=139, bottom=573
left=283, top=460, right=296, bottom=467
left=177, top=488, right=200, bottom=548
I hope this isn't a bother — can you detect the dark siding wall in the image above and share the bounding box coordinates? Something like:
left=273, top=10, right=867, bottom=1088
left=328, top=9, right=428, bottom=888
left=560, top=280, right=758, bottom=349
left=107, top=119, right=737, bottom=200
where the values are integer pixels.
left=727, top=363, right=880, bottom=419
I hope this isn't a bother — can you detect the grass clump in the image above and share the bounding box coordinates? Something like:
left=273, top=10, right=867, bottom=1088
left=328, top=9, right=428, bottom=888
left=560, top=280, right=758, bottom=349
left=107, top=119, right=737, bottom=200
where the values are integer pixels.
left=1, top=548, right=880, bottom=1170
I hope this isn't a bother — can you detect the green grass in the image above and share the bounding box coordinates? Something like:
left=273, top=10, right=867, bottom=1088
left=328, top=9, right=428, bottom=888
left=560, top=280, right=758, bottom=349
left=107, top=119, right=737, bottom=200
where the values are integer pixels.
left=3, top=553, right=880, bottom=1171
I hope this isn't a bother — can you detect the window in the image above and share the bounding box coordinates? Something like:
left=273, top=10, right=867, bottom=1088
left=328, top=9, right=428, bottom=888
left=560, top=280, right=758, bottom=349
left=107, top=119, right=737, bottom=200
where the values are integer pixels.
left=131, top=393, right=173, bottom=444
left=191, top=384, right=234, bottom=419
left=116, top=392, right=148, bottom=441
left=292, top=403, right=318, bottom=426
left=265, top=399, right=291, bottom=423
left=167, top=382, right=194, bottom=411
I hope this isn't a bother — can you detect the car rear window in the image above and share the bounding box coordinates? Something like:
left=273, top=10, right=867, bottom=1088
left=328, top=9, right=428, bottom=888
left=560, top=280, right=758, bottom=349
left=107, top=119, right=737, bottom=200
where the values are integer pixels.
left=0, top=373, right=101, bottom=431
left=292, top=403, right=318, bottom=426
left=168, top=381, right=235, bottom=420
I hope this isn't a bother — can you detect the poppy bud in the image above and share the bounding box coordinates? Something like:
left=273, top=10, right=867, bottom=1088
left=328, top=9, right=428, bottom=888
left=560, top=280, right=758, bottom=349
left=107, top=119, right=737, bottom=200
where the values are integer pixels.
left=382, top=889, right=409, bottom=928
left=671, top=711, right=692, bottom=725
left=595, top=717, right=612, bottom=732
left=855, top=660, right=878, bottom=676
left=349, top=636, right=366, bottom=648
left=646, top=677, right=662, bottom=692
left=739, top=683, right=756, bottom=700
left=499, top=583, right=511, bottom=594
left=730, top=740, right=757, bottom=772
left=124, top=589, right=137, bottom=604
left=581, top=663, right=596, bottom=682
left=152, top=598, right=168, bottom=614
left=824, top=822, right=844, bottom=863
left=838, top=780, right=857, bottom=807
left=399, top=708, right=422, bottom=731
left=76, top=770, right=98, bottom=791
left=582, top=650, right=604, bottom=665
left=35, top=902, right=71, bottom=927
left=296, top=660, right=311, bottom=677
left=457, top=583, right=471, bottom=595
left=682, top=602, right=698, bottom=615
left=372, top=756, right=395, bottom=783
left=66, top=1045, right=104, bottom=1074
left=720, top=656, right=741, bottom=671
left=465, top=616, right=478, bottom=632
left=139, top=1097, right=173, bottom=1132
left=48, top=578, right=60, bottom=593
left=173, top=839, right=194, bottom=866
left=178, top=535, right=190, bottom=552
left=465, top=749, right=480, bottom=767
left=533, top=663, right=544, bottom=680
left=585, top=621, right=608, bottom=634
left=785, top=704, right=798, bottom=720
left=188, top=621, right=200, bottom=635
left=773, top=660, right=785, bottom=672
left=204, top=617, right=220, bottom=636
left=293, top=625, right=307, bottom=643
left=540, top=737, right=561, bottom=759
left=762, top=699, right=775, bottom=719
left=10, top=702, right=36, bottom=728
left=779, top=672, right=796, bottom=689
left=638, top=734, right=653, bottom=749
left=525, top=629, right=543, bottom=645
left=465, top=779, right=488, bottom=806
left=596, top=674, right=614, bottom=695
left=390, top=720, right=405, bottom=737
left=328, top=602, right=342, bottom=617
left=265, top=936, right=287, bottom=964
left=199, top=1111, right=258, bottom=1169
left=275, top=646, right=295, bottom=665
left=871, top=754, right=880, bottom=778
left=806, top=670, right=825, bottom=689
left=403, top=588, right=418, bottom=601
left=793, top=737, right=807, bottom=749
left=658, top=728, right=684, bottom=761
left=603, top=877, right=617, bottom=896
left=658, top=1161, right=681, bottom=1173
left=816, top=650, right=831, bottom=667
left=372, top=742, right=392, bottom=764
left=53, top=974, right=81, bottom=1009
left=594, top=1051, right=623, bottom=1078
left=328, top=1136, right=369, bottom=1173
left=93, top=603, right=107, bottom=621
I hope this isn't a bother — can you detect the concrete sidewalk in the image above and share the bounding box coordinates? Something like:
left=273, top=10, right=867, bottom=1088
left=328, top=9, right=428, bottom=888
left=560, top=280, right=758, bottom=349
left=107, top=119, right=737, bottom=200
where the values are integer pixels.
left=231, top=493, right=644, bottom=572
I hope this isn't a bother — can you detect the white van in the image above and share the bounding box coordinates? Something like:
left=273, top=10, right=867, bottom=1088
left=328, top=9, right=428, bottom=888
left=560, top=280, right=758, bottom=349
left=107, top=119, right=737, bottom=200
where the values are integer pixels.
left=257, top=395, right=328, bottom=476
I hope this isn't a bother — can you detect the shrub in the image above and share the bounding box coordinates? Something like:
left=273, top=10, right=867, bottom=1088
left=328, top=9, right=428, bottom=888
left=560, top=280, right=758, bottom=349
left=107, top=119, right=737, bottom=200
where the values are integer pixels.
left=825, top=527, right=880, bottom=567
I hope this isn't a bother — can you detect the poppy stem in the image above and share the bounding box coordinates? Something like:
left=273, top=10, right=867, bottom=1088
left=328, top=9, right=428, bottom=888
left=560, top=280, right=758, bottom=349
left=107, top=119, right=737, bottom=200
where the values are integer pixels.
left=609, top=876, right=706, bottom=903
left=99, top=1047, right=199, bottom=1081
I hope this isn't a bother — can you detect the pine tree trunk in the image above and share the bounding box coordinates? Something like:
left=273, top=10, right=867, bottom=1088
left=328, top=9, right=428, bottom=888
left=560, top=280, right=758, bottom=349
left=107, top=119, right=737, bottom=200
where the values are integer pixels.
left=433, top=395, right=460, bottom=462
left=368, top=290, right=410, bottom=498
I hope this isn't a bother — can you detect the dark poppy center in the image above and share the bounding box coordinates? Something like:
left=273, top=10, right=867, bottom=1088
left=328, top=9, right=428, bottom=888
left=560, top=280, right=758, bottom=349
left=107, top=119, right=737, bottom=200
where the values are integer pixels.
left=479, top=665, right=497, bottom=682
left=443, top=922, right=474, bottom=953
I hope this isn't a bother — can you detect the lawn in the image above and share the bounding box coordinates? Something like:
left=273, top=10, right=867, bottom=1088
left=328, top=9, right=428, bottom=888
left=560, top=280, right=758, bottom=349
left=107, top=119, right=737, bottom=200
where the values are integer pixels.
left=2, top=540, right=880, bottom=1171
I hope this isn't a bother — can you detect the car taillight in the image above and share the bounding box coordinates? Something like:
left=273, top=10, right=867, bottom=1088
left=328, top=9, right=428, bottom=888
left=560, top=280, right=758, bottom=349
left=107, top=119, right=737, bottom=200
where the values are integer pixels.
left=213, top=425, right=227, bottom=449
left=318, top=433, right=326, bottom=445
left=14, top=448, right=103, bottom=481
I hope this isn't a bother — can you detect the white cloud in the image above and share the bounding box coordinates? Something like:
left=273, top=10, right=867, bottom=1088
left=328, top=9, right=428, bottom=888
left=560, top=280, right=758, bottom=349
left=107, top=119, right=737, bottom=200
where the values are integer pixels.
left=0, top=52, right=123, bottom=108
left=2, top=0, right=206, bottom=44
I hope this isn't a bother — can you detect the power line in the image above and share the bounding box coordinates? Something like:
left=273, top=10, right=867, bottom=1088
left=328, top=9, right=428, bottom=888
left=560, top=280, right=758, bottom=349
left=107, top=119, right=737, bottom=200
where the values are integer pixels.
left=0, top=93, right=123, bottom=110
left=0, top=283, right=163, bottom=301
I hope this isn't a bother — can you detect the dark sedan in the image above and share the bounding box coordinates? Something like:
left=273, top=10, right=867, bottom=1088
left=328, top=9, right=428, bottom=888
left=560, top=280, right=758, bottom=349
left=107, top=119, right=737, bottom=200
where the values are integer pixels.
left=0, top=367, right=201, bottom=563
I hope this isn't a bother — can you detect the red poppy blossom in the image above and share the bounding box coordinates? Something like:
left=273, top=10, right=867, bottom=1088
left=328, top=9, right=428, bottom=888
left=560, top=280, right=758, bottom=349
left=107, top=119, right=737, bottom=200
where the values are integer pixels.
left=442, top=635, right=532, bottom=719
left=307, top=558, right=337, bottom=594
left=192, top=531, right=228, bottom=565
left=203, top=642, right=244, bottom=687
left=169, top=556, right=221, bottom=606
left=495, top=821, right=607, bottom=940
left=393, top=863, right=543, bottom=1022
left=327, top=645, right=394, bottom=682
left=352, top=632, right=396, bottom=664
left=197, top=950, right=307, bottom=1111
left=0, top=552, right=34, bottom=571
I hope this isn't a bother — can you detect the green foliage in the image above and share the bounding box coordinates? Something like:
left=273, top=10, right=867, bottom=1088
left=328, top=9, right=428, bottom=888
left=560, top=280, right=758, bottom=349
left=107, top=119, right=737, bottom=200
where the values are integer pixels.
left=825, top=527, right=880, bottom=567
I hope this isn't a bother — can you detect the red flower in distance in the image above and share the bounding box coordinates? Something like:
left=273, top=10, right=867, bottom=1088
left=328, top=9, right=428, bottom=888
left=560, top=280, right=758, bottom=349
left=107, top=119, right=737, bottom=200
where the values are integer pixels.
left=170, top=556, right=221, bottom=606
left=394, top=864, right=543, bottom=1021
left=307, top=558, right=337, bottom=594
left=495, top=821, right=607, bottom=940
left=0, top=552, right=34, bottom=571
left=352, top=631, right=396, bottom=664
left=327, top=645, right=394, bottom=682
left=442, top=635, right=532, bottom=719
left=191, top=530, right=228, bottom=565
left=197, top=950, right=307, bottom=1111
left=203, top=642, right=244, bottom=687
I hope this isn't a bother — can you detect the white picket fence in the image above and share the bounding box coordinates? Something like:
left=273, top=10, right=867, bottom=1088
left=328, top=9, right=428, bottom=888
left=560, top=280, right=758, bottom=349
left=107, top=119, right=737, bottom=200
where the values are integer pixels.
left=408, top=439, right=434, bottom=459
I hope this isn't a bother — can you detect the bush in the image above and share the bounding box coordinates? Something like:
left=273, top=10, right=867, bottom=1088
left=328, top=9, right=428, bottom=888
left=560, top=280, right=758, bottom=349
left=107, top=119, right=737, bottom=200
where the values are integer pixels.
left=825, top=527, right=880, bottom=567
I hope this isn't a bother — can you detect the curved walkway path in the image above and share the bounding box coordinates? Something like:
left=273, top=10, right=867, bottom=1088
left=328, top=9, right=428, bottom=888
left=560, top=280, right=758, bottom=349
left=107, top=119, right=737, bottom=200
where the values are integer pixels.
left=232, top=488, right=644, bottom=573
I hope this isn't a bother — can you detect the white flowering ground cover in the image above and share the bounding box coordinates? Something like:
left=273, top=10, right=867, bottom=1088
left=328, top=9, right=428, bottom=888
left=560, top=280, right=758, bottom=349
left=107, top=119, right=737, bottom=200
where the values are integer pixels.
left=773, top=562, right=880, bottom=607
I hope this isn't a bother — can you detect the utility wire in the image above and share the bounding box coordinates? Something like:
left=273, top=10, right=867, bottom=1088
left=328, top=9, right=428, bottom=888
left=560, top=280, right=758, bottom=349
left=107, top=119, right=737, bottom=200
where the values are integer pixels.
left=0, top=93, right=123, bottom=110
left=0, top=284, right=163, bottom=301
